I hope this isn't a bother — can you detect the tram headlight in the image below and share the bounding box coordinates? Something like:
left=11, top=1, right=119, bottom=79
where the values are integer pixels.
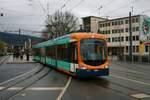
left=105, top=66, right=108, bottom=68
left=80, top=67, right=87, bottom=69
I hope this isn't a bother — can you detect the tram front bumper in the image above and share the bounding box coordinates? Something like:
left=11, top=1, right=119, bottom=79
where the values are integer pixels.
left=76, top=68, right=109, bottom=77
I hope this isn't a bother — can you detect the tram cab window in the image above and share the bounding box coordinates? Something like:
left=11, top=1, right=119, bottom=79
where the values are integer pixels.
left=80, top=39, right=107, bottom=66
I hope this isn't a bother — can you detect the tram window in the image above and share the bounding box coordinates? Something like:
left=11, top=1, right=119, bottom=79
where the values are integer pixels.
left=34, top=48, right=40, bottom=56
left=46, top=46, right=56, bottom=59
left=69, top=42, right=77, bottom=63
left=56, top=44, right=68, bottom=61
left=40, top=48, right=45, bottom=56
left=56, top=42, right=77, bottom=63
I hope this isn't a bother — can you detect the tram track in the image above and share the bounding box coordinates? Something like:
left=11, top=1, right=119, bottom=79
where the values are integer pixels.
left=0, top=64, right=52, bottom=100
left=110, top=62, right=150, bottom=75
left=111, top=70, right=150, bottom=81
left=0, top=56, right=9, bottom=66
left=92, top=76, right=150, bottom=99
left=0, top=64, right=43, bottom=91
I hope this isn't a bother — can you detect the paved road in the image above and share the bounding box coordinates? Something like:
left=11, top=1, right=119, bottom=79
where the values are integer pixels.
left=2, top=61, right=150, bottom=100
left=62, top=61, right=150, bottom=100
left=0, top=63, right=38, bottom=83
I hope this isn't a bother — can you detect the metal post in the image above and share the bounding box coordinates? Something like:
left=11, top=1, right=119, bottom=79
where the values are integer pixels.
left=129, top=12, right=133, bottom=61
left=149, top=45, right=150, bottom=63
left=19, top=28, right=21, bottom=36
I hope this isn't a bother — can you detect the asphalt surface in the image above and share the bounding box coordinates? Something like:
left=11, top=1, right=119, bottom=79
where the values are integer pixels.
left=9, top=70, right=69, bottom=100
left=0, top=63, right=37, bottom=83
left=1, top=61, right=150, bottom=100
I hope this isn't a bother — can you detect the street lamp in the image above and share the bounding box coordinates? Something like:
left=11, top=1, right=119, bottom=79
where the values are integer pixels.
left=0, top=13, right=3, bottom=17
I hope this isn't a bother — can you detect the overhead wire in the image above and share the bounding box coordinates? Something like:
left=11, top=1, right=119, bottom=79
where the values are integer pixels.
left=105, top=0, right=141, bottom=17
left=69, top=0, right=85, bottom=11
left=89, top=0, right=115, bottom=14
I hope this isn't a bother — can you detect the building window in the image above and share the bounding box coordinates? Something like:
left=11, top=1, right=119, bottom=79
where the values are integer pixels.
left=121, top=20, right=124, bottom=24
left=108, top=30, right=110, bottom=34
left=126, top=36, right=128, bottom=41
left=125, top=28, right=129, bottom=32
left=112, top=22, right=114, bottom=26
left=133, top=36, right=135, bottom=41
left=118, top=29, right=120, bottom=33
left=118, top=37, right=120, bottom=42
left=133, top=46, right=135, bottom=52
left=118, top=21, right=120, bottom=25
left=100, top=24, right=102, bottom=27
left=107, top=23, right=110, bottom=26
left=136, top=27, right=139, bottom=31
left=126, top=46, right=128, bottom=53
left=115, top=29, right=117, bottom=33
left=121, top=29, right=124, bottom=33
left=115, top=21, right=117, bottom=25
left=132, top=27, right=136, bottom=32
left=112, top=29, right=115, bottom=33
left=121, top=37, right=124, bottom=41
left=107, top=38, right=110, bottom=42
left=132, top=18, right=135, bottom=23
left=136, top=36, right=139, bottom=41
left=145, top=46, right=148, bottom=52
left=103, top=31, right=106, bottom=34
left=102, top=24, right=104, bottom=27
left=136, top=46, right=139, bottom=52
left=112, top=37, right=115, bottom=42
left=136, top=17, right=139, bottom=22
left=115, top=37, right=117, bottom=42
left=125, top=20, right=129, bottom=24
left=105, top=23, right=107, bottom=27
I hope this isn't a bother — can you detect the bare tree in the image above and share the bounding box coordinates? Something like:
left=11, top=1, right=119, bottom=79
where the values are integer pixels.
left=44, top=11, right=79, bottom=38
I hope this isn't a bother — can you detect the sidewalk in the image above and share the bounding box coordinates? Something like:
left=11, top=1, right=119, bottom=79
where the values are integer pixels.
left=7, top=55, right=35, bottom=63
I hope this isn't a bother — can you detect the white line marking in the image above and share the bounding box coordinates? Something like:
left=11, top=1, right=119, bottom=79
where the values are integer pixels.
left=56, top=77, right=72, bottom=100
left=111, top=75, right=150, bottom=86
left=27, top=87, right=64, bottom=91
left=0, top=64, right=40, bottom=86
left=0, top=87, right=64, bottom=91
left=131, top=93, right=150, bottom=99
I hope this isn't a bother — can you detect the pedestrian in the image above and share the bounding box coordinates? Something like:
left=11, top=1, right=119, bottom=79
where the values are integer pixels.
left=26, top=50, right=29, bottom=61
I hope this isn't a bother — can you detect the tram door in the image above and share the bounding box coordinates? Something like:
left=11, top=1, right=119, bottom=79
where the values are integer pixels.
left=69, top=42, right=77, bottom=72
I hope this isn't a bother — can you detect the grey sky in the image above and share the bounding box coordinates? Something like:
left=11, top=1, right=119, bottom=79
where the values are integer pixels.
left=0, top=0, right=150, bottom=36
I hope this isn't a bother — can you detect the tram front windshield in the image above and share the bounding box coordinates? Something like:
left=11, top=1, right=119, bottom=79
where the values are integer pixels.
left=80, top=39, right=107, bottom=66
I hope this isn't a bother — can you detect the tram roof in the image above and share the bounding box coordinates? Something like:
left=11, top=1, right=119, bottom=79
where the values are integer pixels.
left=32, top=33, right=107, bottom=48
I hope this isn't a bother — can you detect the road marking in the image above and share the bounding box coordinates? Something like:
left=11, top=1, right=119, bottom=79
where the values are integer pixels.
left=0, top=87, right=64, bottom=91
left=111, top=75, right=150, bottom=86
left=112, top=67, right=145, bottom=75
left=131, top=93, right=150, bottom=99
left=56, top=77, right=72, bottom=100
left=0, top=64, right=40, bottom=86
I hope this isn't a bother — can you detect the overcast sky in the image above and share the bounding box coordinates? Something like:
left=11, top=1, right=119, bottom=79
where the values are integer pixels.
left=0, top=0, right=150, bottom=36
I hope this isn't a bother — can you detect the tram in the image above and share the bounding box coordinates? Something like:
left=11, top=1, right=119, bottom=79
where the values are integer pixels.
left=32, top=33, right=109, bottom=77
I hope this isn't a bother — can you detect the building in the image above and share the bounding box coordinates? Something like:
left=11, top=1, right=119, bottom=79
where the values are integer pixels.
left=82, top=16, right=107, bottom=33
left=82, top=15, right=150, bottom=62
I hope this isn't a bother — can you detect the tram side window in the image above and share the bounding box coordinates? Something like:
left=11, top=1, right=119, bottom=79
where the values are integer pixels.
left=34, top=48, right=40, bottom=56
left=56, top=42, right=77, bottom=63
left=56, top=44, right=68, bottom=61
left=40, top=48, right=45, bottom=56
left=46, top=46, right=56, bottom=59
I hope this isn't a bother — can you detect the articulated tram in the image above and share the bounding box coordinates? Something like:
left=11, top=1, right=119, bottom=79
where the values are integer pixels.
left=32, top=33, right=109, bottom=77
